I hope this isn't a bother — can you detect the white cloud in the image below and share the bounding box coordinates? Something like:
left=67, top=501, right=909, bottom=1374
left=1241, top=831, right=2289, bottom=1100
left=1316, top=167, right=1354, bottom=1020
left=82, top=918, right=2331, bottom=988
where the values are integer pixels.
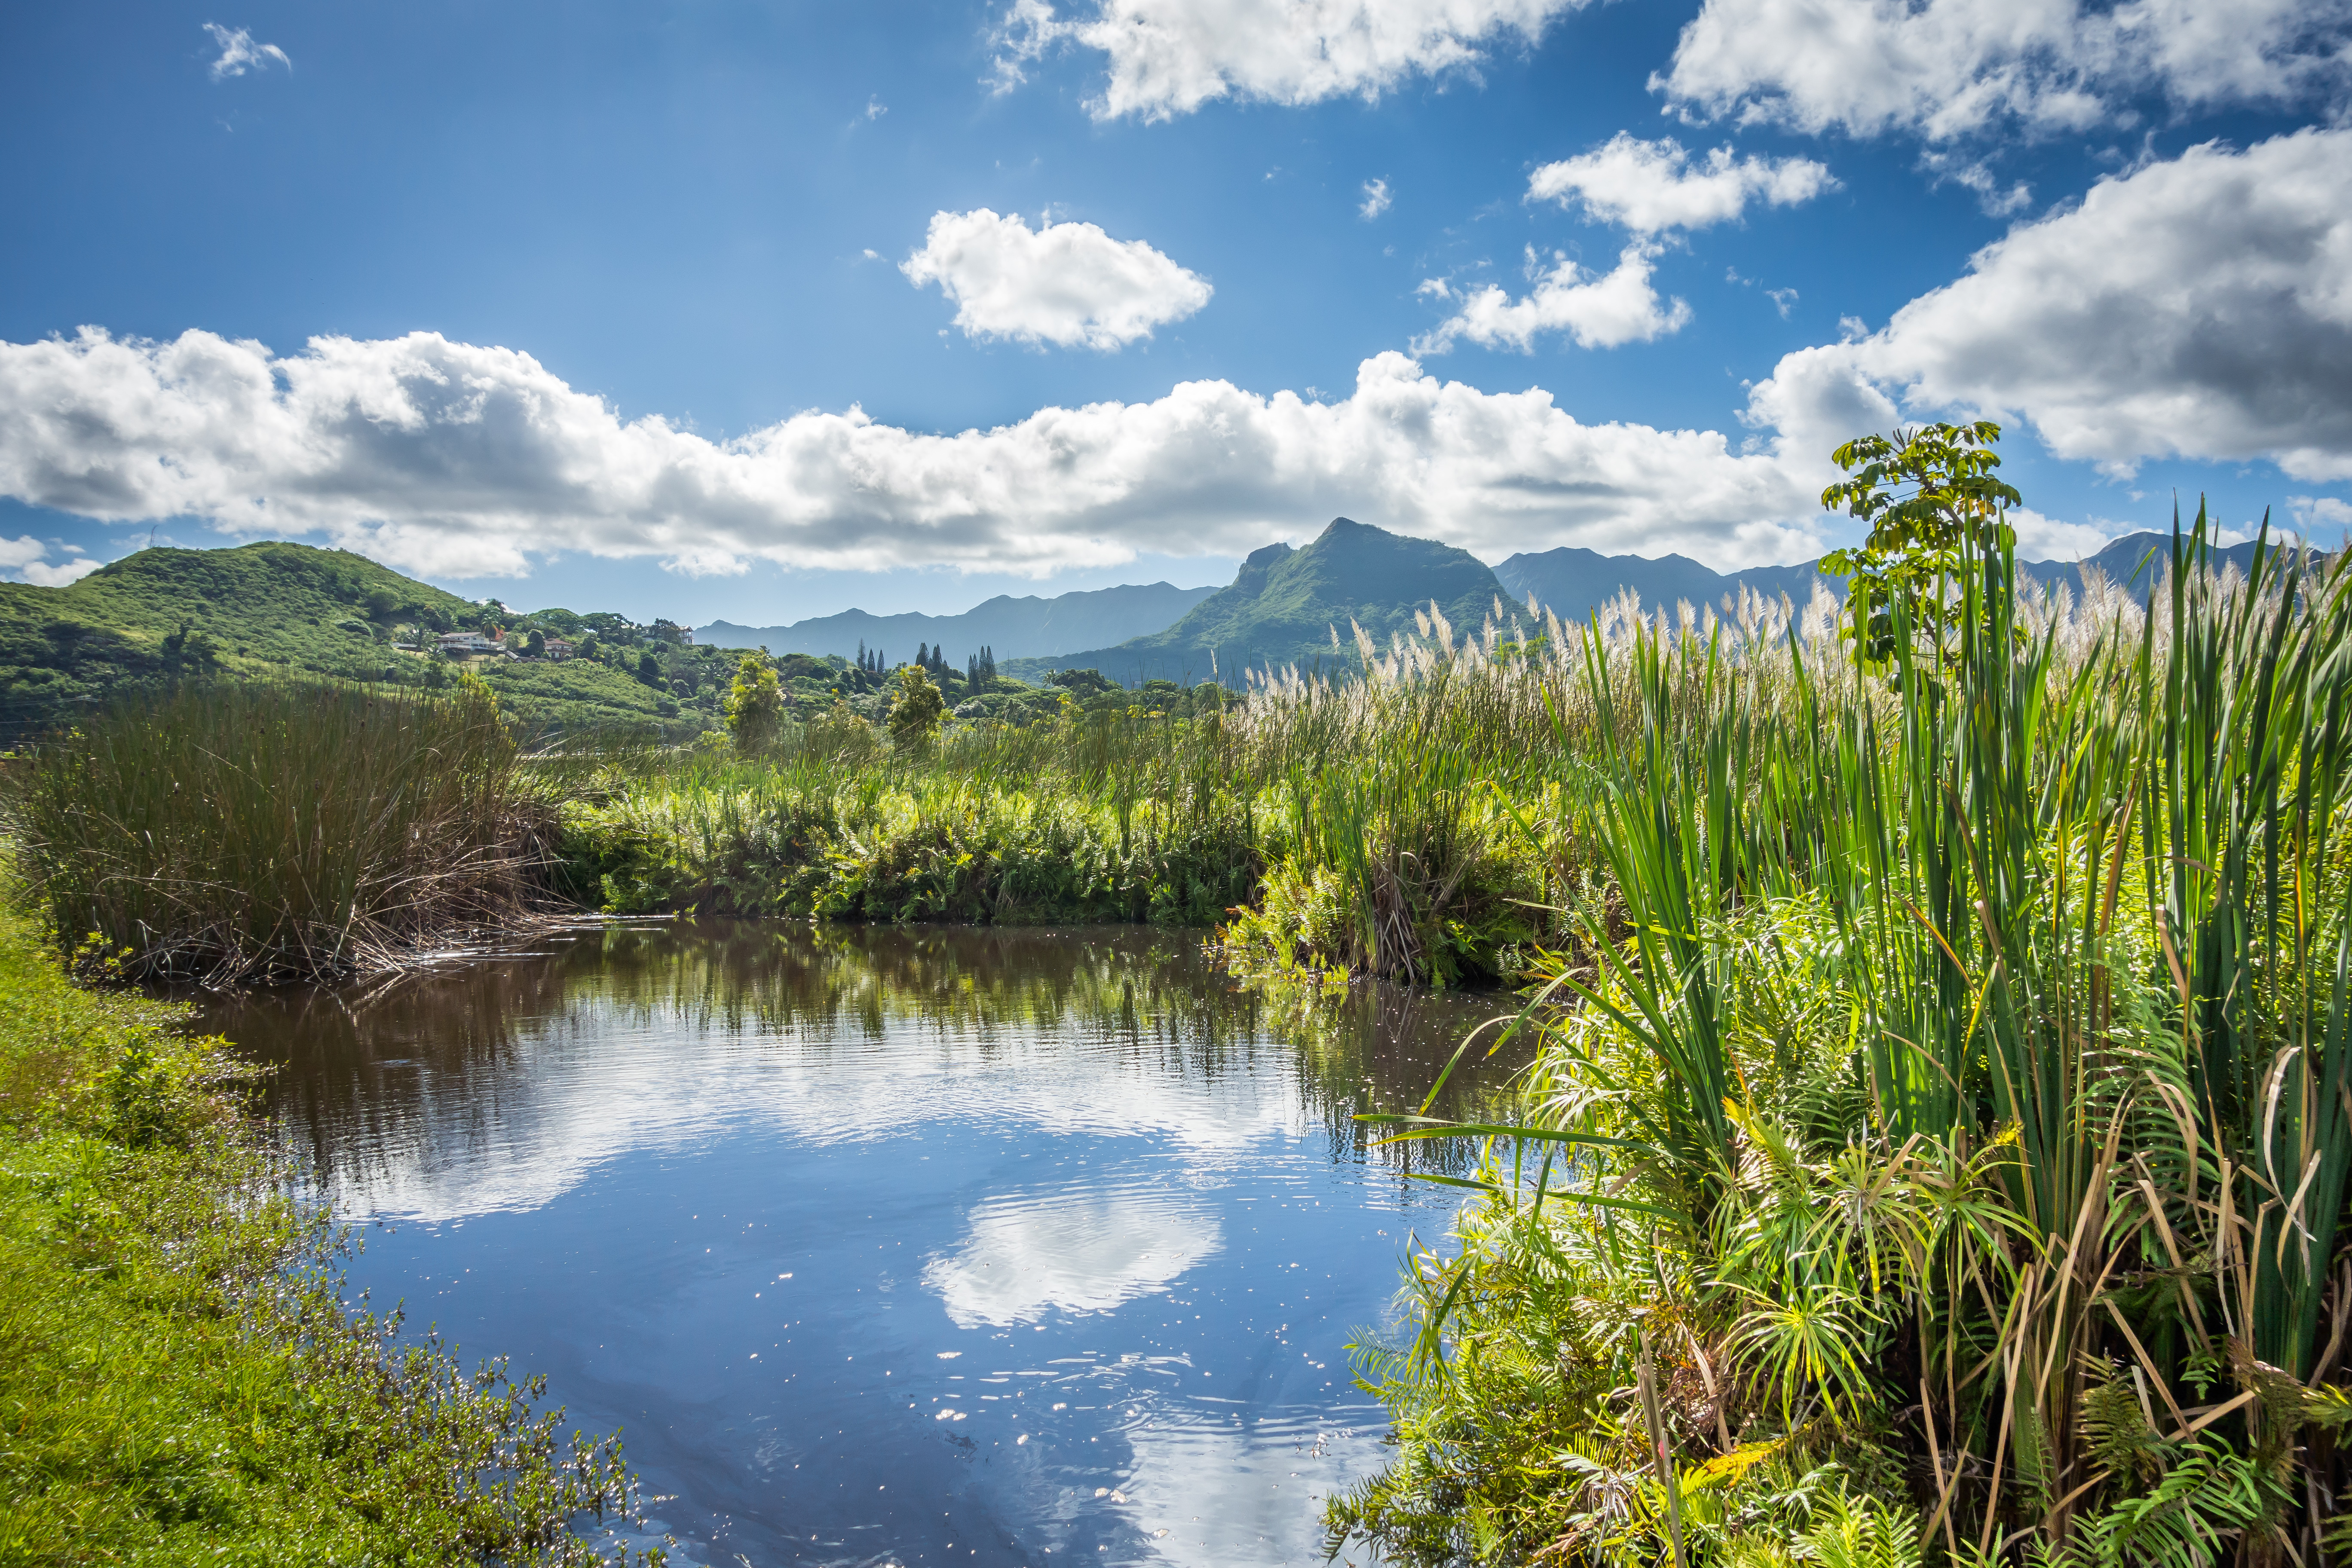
left=2007, top=506, right=2123, bottom=561
left=1359, top=178, right=1393, bottom=219
left=992, top=0, right=1587, bottom=120
left=2292, top=496, right=2352, bottom=535
left=1527, top=134, right=1835, bottom=233
left=22, top=558, right=103, bottom=587
left=203, top=22, right=289, bottom=80
left=0, top=327, right=1823, bottom=580
left=1658, top=0, right=2351, bottom=141
left=0, top=533, right=101, bottom=585
left=1745, top=128, right=2352, bottom=485
left=1414, top=243, right=1693, bottom=353
left=1920, top=153, right=2034, bottom=216
left=901, top=208, right=1212, bottom=351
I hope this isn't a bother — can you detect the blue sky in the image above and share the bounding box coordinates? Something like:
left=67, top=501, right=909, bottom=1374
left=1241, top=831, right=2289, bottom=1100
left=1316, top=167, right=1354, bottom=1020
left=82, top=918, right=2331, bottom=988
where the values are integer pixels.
left=0, top=0, right=2345, bottom=624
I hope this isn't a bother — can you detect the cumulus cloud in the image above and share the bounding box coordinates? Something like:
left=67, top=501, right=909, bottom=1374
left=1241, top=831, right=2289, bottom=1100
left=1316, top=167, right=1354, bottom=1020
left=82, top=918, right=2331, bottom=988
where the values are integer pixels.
left=203, top=22, right=289, bottom=80
left=1527, top=134, right=1835, bottom=234
left=1658, top=0, right=2351, bottom=141
left=1415, top=244, right=1693, bottom=353
left=23, top=557, right=102, bottom=587
left=0, top=327, right=1824, bottom=580
left=1745, top=128, right=2352, bottom=485
left=992, top=0, right=1586, bottom=119
left=0, top=534, right=99, bottom=585
left=901, top=208, right=1212, bottom=351
left=1360, top=178, right=1393, bottom=219
left=2292, top=496, right=2352, bottom=535
left=2007, top=506, right=2126, bottom=561
left=1919, top=153, right=2034, bottom=216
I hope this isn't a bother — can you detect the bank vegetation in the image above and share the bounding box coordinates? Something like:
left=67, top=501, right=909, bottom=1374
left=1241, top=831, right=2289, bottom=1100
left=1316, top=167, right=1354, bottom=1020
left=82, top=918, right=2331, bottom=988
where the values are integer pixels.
left=0, top=893, right=644, bottom=1562
left=6, top=421, right=2347, bottom=1564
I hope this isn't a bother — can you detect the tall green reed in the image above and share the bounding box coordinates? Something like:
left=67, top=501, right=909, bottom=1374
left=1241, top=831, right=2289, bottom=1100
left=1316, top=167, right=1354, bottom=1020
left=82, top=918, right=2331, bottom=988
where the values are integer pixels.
left=1340, top=506, right=2352, bottom=1564
left=9, top=680, right=554, bottom=985
left=2145, top=526, right=2352, bottom=1387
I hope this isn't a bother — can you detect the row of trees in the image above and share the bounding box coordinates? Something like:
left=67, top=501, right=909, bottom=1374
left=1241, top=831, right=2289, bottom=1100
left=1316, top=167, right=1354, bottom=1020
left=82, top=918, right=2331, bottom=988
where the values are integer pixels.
left=853, top=640, right=993, bottom=686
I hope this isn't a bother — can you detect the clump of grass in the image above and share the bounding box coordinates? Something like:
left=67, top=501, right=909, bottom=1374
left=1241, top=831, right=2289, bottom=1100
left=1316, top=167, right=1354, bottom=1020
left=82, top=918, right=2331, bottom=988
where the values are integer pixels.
left=1332, top=505, right=2352, bottom=1567
left=0, top=893, right=645, bottom=1562
left=9, top=678, right=559, bottom=986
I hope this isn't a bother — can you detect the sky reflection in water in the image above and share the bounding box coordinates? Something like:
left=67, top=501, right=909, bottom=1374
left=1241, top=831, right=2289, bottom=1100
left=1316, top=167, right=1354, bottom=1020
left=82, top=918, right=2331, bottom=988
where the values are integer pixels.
left=206, top=922, right=1527, bottom=1567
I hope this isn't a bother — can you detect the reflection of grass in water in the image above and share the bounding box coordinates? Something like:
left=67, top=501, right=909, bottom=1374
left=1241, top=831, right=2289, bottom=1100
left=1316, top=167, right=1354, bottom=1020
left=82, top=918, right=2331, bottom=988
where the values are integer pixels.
left=220, top=920, right=1527, bottom=1178
left=1226, top=962, right=1534, bottom=1177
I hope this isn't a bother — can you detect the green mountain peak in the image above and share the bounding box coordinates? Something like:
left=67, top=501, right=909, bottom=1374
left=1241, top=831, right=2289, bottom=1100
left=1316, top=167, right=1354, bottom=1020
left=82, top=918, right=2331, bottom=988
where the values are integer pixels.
left=1009, top=517, right=1513, bottom=685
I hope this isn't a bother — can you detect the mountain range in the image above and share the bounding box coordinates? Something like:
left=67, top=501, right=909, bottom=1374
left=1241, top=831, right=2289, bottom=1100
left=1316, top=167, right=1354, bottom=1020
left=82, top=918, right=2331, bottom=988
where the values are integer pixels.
left=0, top=524, right=2272, bottom=746
left=1490, top=530, right=2263, bottom=630
left=992, top=520, right=2259, bottom=686
left=697, top=581, right=1219, bottom=661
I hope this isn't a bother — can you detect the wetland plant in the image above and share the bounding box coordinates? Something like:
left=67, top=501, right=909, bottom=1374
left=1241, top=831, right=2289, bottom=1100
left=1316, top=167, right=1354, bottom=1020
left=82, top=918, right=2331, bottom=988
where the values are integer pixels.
left=8, top=677, right=559, bottom=985
left=1335, top=453, right=2352, bottom=1563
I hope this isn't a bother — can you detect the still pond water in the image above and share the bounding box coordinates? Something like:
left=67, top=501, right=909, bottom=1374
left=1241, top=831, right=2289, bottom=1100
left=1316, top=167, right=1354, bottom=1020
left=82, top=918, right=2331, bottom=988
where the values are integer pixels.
left=205, top=922, right=1528, bottom=1568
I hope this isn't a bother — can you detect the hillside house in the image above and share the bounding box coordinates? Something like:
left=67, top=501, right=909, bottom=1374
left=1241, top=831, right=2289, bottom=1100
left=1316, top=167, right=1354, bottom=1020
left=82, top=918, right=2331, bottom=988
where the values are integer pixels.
left=438, top=631, right=501, bottom=655
left=542, top=637, right=576, bottom=661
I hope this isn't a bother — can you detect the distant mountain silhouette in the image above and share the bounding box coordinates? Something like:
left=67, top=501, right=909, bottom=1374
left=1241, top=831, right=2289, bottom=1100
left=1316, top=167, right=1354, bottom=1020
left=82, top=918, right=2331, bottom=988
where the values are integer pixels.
left=1496, top=530, right=2275, bottom=625
left=709, top=525, right=2286, bottom=692
left=1493, top=548, right=1828, bottom=625
left=1008, top=518, right=1512, bottom=685
left=698, top=580, right=1219, bottom=661
left=2014, top=530, right=2270, bottom=598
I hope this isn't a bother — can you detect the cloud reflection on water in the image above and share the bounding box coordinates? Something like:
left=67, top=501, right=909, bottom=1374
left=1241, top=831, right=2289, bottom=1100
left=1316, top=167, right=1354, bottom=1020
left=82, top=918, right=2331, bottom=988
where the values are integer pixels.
left=199, top=923, right=1529, bottom=1567
left=925, top=1184, right=1222, bottom=1326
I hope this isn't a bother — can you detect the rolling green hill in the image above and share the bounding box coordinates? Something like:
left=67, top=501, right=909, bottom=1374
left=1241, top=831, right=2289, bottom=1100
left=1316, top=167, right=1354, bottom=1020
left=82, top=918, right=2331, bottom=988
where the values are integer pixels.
left=0, top=542, right=720, bottom=744
left=1006, top=518, right=1516, bottom=686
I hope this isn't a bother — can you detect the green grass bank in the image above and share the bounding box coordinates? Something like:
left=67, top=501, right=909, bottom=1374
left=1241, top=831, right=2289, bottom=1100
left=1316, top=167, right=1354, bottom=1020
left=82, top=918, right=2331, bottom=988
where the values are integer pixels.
left=0, top=896, right=643, bottom=1564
